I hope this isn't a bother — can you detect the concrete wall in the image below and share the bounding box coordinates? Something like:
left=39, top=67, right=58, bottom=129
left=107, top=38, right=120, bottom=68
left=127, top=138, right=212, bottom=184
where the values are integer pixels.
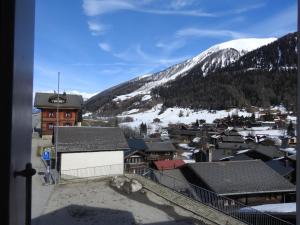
left=61, top=151, right=124, bottom=179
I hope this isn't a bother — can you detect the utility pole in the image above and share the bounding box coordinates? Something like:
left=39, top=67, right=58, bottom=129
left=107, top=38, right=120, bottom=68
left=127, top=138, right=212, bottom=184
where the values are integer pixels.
left=296, top=1, right=300, bottom=224
left=55, top=72, right=60, bottom=184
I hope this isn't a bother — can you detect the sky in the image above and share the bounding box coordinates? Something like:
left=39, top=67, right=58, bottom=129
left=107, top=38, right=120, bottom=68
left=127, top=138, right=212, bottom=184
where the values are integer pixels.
left=34, top=0, right=297, bottom=98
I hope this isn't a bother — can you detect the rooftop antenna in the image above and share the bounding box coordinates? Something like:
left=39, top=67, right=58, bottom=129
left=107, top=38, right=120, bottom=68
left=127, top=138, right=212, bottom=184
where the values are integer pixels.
left=55, top=72, right=60, bottom=184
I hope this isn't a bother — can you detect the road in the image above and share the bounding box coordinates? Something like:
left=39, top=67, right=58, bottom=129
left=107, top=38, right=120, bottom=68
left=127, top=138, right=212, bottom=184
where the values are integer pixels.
left=31, top=133, right=54, bottom=223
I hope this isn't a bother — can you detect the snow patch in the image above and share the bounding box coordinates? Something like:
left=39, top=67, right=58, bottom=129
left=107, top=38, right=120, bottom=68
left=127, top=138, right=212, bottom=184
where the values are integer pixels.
left=141, top=95, right=152, bottom=101
left=240, top=203, right=295, bottom=213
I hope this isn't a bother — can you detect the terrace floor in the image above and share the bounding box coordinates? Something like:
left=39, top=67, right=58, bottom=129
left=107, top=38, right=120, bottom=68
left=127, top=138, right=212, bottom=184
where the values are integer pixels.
left=32, top=178, right=210, bottom=225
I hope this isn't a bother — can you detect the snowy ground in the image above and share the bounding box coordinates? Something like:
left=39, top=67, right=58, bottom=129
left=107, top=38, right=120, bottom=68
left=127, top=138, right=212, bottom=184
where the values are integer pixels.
left=118, top=104, right=252, bottom=134
left=240, top=203, right=296, bottom=214
left=238, top=128, right=286, bottom=137
left=177, top=143, right=198, bottom=163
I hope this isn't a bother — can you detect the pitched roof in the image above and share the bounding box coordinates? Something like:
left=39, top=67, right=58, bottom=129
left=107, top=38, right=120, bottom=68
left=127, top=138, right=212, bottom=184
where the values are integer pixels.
left=211, top=149, right=235, bottom=161
left=34, top=92, right=83, bottom=109
left=153, top=169, right=197, bottom=198
left=145, top=142, right=176, bottom=152
left=223, top=129, right=240, bottom=136
left=127, top=138, right=147, bottom=151
left=252, top=145, right=284, bottom=159
left=217, top=142, right=249, bottom=150
left=54, top=127, right=129, bottom=153
left=154, top=159, right=185, bottom=170
left=221, top=136, right=244, bottom=143
left=265, top=160, right=294, bottom=176
left=229, top=153, right=254, bottom=161
left=288, top=154, right=296, bottom=161
left=187, top=160, right=295, bottom=196
left=124, top=150, right=147, bottom=158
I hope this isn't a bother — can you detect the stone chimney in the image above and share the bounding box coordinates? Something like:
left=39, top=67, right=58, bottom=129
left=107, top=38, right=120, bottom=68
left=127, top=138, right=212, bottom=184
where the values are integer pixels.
left=207, top=146, right=213, bottom=162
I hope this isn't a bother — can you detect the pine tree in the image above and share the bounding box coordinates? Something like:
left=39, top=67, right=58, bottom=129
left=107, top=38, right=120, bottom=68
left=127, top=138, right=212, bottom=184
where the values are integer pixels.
left=287, top=121, right=295, bottom=136
left=195, top=119, right=199, bottom=127
left=114, top=117, right=119, bottom=127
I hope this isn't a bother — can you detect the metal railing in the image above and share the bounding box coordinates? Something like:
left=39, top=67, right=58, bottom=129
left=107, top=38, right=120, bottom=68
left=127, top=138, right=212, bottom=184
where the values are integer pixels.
left=60, top=164, right=124, bottom=181
left=58, top=164, right=293, bottom=225
left=129, top=167, right=294, bottom=225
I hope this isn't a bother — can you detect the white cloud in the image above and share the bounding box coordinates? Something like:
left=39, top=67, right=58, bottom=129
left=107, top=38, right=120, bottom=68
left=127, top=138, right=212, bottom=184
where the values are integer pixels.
left=82, top=0, right=214, bottom=17
left=176, top=27, right=247, bottom=39
left=220, top=2, right=266, bottom=15
left=87, top=21, right=109, bottom=35
left=113, top=44, right=191, bottom=67
left=98, top=42, right=111, bottom=52
left=156, top=39, right=186, bottom=52
left=170, top=0, right=195, bottom=10
left=247, top=4, right=297, bottom=37
left=83, top=0, right=136, bottom=16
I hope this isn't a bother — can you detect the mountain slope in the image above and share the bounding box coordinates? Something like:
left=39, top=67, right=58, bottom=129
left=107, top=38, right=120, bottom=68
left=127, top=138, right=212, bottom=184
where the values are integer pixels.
left=84, top=37, right=276, bottom=114
left=153, top=32, right=297, bottom=111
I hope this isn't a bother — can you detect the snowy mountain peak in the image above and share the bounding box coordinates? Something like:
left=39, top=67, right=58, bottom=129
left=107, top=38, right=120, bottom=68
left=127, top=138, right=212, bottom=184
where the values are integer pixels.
left=207, top=37, right=277, bottom=53
left=85, top=36, right=280, bottom=112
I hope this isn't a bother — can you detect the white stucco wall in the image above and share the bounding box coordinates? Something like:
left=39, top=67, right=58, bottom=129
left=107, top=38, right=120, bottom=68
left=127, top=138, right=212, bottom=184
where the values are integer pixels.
left=60, top=151, right=124, bottom=178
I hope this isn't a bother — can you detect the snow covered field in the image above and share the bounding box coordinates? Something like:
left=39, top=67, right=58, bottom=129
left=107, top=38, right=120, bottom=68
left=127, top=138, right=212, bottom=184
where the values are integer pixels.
left=118, top=104, right=252, bottom=133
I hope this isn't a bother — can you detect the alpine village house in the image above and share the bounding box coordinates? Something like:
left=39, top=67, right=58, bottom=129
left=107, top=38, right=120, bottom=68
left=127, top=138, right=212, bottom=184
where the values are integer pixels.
left=34, top=92, right=83, bottom=136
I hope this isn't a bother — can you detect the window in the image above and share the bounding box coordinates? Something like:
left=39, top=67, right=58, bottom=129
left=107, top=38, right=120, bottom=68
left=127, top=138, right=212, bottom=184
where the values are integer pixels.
left=48, top=112, right=55, bottom=118
left=48, top=123, right=54, bottom=130
left=65, top=112, right=71, bottom=118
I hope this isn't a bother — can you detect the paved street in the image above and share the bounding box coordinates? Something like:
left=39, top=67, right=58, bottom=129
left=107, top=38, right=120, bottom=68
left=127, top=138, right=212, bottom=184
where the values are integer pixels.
left=31, top=134, right=54, bottom=221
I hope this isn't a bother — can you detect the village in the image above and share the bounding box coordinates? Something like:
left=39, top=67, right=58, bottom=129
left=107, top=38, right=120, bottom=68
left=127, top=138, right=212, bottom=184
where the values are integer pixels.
left=32, top=92, right=297, bottom=225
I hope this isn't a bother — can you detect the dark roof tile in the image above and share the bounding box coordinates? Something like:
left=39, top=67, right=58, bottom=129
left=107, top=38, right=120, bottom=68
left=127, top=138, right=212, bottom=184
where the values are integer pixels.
left=34, top=92, right=83, bottom=109
left=187, top=160, right=295, bottom=195
left=145, top=142, right=176, bottom=152
left=55, top=127, right=129, bottom=152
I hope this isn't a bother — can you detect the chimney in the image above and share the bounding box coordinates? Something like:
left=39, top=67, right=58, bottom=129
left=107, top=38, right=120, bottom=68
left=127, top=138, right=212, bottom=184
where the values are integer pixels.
left=207, top=147, right=213, bottom=162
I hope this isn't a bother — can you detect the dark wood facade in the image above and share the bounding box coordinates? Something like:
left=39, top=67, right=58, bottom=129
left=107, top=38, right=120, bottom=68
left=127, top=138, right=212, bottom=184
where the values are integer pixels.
left=34, top=92, right=83, bottom=136
left=41, top=109, right=79, bottom=135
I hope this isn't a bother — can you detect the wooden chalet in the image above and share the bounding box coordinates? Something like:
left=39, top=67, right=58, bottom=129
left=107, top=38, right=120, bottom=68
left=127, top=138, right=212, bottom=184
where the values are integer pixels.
left=144, top=141, right=176, bottom=161
left=34, top=92, right=83, bottom=136
left=124, top=138, right=148, bottom=173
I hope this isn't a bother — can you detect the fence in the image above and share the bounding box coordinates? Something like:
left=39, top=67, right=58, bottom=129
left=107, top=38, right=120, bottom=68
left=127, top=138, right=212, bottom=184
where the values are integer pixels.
left=60, top=164, right=124, bottom=181
left=131, top=167, right=294, bottom=225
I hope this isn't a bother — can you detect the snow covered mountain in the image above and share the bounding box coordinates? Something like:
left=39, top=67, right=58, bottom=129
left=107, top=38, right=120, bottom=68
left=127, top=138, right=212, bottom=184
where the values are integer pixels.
left=84, top=37, right=276, bottom=114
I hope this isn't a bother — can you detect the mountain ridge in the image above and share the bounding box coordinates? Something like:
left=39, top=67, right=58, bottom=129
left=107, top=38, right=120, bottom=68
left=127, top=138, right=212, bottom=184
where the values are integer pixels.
left=84, top=36, right=278, bottom=114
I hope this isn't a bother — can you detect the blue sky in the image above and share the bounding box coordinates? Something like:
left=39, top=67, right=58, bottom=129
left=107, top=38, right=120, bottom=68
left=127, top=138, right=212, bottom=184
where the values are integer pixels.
left=34, top=0, right=297, bottom=97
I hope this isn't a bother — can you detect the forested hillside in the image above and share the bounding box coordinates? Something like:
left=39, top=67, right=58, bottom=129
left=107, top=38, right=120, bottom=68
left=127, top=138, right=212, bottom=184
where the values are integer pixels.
left=152, top=32, right=297, bottom=111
